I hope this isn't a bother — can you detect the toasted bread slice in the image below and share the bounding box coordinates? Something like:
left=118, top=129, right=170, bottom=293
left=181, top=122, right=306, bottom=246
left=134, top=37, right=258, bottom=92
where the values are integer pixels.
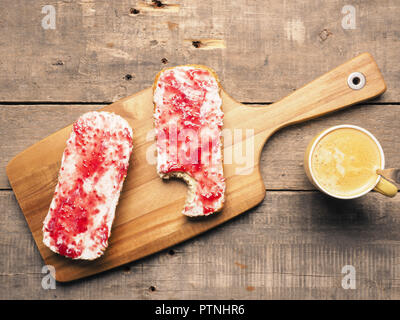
left=42, top=111, right=133, bottom=259
left=153, top=65, right=225, bottom=216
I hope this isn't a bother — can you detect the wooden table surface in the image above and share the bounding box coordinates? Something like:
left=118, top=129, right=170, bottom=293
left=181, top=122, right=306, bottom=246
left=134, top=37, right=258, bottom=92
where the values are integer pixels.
left=1, top=0, right=400, bottom=299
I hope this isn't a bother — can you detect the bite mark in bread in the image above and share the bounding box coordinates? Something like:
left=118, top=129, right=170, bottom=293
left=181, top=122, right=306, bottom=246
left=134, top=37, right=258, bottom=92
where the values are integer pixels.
left=153, top=65, right=225, bottom=217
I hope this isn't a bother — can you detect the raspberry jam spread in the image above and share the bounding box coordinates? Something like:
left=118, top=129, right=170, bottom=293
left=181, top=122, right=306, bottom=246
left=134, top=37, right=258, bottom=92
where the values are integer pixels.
left=154, top=66, right=225, bottom=216
left=42, top=111, right=133, bottom=260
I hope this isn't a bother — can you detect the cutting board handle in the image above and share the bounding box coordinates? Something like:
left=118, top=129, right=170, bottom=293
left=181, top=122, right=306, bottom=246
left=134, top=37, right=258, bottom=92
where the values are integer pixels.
left=268, top=53, right=386, bottom=129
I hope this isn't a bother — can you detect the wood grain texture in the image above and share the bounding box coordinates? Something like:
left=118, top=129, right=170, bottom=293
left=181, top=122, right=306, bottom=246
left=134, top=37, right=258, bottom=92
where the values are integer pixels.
left=1, top=0, right=400, bottom=102
left=1, top=0, right=400, bottom=299
left=5, top=54, right=386, bottom=281
left=1, top=190, right=399, bottom=299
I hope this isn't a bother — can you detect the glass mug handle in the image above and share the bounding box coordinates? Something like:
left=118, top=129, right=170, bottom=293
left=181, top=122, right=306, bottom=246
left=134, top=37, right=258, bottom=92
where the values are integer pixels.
left=374, top=177, right=398, bottom=197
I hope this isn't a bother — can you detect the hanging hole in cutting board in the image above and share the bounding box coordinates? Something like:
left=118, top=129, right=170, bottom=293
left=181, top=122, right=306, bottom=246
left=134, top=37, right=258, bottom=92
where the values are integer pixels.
left=347, top=72, right=366, bottom=90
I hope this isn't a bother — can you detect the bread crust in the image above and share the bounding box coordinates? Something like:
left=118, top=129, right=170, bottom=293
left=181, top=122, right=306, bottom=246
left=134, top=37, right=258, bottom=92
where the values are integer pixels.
left=152, top=65, right=224, bottom=217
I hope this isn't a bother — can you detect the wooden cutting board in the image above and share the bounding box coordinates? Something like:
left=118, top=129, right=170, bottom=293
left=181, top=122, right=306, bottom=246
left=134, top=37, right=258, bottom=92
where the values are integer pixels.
left=6, top=53, right=386, bottom=282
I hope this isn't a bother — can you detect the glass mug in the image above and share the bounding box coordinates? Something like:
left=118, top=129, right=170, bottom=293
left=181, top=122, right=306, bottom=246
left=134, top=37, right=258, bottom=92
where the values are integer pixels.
left=304, top=124, right=397, bottom=199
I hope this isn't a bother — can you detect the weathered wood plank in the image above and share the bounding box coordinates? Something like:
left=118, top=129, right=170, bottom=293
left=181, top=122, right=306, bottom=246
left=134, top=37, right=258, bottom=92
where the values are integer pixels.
left=0, top=0, right=400, bottom=102
left=1, top=104, right=399, bottom=189
left=0, top=105, right=99, bottom=188
left=1, top=190, right=399, bottom=299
